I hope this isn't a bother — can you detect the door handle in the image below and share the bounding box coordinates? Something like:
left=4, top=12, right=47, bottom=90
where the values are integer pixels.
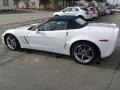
left=66, top=32, right=69, bottom=36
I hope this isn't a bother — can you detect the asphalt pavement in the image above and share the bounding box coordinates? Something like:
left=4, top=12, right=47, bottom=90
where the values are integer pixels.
left=0, top=10, right=53, bottom=26
left=0, top=11, right=120, bottom=90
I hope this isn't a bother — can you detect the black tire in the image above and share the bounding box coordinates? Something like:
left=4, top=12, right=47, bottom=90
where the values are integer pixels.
left=54, top=15, right=59, bottom=17
left=4, top=34, right=20, bottom=50
left=71, top=42, right=98, bottom=64
left=78, top=15, right=84, bottom=20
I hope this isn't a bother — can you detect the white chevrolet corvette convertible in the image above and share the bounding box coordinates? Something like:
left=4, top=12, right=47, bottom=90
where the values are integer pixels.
left=2, top=16, right=119, bottom=64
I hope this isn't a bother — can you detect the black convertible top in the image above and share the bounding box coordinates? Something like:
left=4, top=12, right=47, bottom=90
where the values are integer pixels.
left=48, top=16, right=87, bottom=29
left=49, top=16, right=79, bottom=21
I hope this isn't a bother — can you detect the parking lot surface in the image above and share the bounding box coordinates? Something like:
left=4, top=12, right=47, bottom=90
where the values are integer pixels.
left=0, top=10, right=53, bottom=26
left=0, top=12, right=120, bottom=90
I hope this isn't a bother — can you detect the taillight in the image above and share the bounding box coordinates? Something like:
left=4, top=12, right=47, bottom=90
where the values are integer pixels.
left=85, top=11, right=89, bottom=15
left=99, top=39, right=109, bottom=42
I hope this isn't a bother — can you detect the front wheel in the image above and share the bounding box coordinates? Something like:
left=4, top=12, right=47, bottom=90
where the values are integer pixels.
left=4, top=34, right=20, bottom=50
left=71, top=42, right=98, bottom=64
left=54, top=15, right=59, bottom=17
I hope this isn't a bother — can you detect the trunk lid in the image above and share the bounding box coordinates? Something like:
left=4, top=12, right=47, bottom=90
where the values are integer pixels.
left=88, top=23, right=118, bottom=28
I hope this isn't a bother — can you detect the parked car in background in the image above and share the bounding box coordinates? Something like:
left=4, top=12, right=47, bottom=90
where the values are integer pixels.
left=110, top=9, right=115, bottom=14
left=53, top=7, right=93, bottom=20
left=101, top=9, right=106, bottom=16
left=112, top=8, right=120, bottom=13
left=106, top=9, right=110, bottom=15
left=2, top=16, right=119, bottom=64
left=96, top=8, right=106, bottom=16
left=105, top=8, right=115, bottom=15
left=87, top=7, right=98, bottom=18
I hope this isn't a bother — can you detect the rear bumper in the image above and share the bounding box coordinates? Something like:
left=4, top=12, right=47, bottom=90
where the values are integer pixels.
left=1, top=36, right=5, bottom=45
left=101, top=28, right=119, bottom=58
left=84, top=15, right=93, bottom=20
left=92, top=14, right=98, bottom=18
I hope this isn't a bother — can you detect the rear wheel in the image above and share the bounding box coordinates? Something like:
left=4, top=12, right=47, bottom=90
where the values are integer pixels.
left=5, top=34, right=20, bottom=50
left=78, top=15, right=84, bottom=20
left=54, top=15, right=59, bottom=17
left=71, top=42, right=98, bottom=64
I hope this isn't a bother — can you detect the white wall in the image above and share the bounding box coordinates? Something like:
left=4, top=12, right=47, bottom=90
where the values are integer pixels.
left=18, top=0, right=40, bottom=9
left=0, top=0, right=15, bottom=10
left=29, top=0, right=39, bottom=9
left=18, top=1, right=26, bottom=9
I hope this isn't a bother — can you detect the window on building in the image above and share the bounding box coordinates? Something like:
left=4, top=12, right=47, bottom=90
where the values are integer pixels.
left=3, top=0, right=9, bottom=6
left=32, top=2, right=35, bottom=6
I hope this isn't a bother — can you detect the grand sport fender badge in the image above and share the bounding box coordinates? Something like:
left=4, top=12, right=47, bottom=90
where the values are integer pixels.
left=99, top=39, right=109, bottom=42
left=23, top=36, right=29, bottom=44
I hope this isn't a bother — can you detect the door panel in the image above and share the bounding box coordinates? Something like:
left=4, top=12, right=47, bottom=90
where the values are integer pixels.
left=26, top=20, right=67, bottom=53
left=27, top=30, right=66, bottom=53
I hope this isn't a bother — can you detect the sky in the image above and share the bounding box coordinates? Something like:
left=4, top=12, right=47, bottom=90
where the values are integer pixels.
left=107, top=0, right=120, bottom=4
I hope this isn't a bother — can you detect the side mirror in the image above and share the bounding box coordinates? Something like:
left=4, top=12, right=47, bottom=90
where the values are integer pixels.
left=36, top=28, right=39, bottom=33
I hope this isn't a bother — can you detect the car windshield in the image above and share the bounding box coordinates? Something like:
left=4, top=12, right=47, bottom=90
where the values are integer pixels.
left=75, top=18, right=87, bottom=26
left=28, top=20, right=47, bottom=30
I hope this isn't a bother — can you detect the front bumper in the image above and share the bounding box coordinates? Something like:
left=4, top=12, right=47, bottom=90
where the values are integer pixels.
left=1, top=36, right=5, bottom=45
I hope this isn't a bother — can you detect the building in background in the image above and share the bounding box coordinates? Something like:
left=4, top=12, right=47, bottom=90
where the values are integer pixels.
left=17, top=0, right=118, bottom=10
left=17, top=0, right=75, bottom=10
left=18, top=0, right=39, bottom=9
left=75, top=0, right=106, bottom=7
left=0, top=0, right=15, bottom=10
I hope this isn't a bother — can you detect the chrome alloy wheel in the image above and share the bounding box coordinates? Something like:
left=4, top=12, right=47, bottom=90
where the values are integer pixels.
left=6, top=36, right=17, bottom=49
left=74, top=45, right=94, bottom=64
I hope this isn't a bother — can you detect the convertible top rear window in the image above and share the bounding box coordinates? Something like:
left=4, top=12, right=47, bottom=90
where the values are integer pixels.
left=75, top=18, right=86, bottom=25
left=67, top=18, right=87, bottom=29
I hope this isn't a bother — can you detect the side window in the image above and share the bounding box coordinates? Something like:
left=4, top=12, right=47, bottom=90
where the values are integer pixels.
left=67, top=21, right=82, bottom=29
left=3, top=0, right=9, bottom=6
left=38, top=21, right=67, bottom=31
left=63, top=8, right=72, bottom=12
left=67, top=18, right=87, bottom=29
left=72, top=8, right=79, bottom=12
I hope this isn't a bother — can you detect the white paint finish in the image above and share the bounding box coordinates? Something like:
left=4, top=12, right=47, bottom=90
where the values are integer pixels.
left=2, top=21, right=119, bottom=58
left=0, top=0, right=15, bottom=10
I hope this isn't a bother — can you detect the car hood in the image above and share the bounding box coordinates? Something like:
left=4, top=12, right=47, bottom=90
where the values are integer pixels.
left=2, top=23, right=40, bottom=37
left=13, top=26, right=30, bottom=31
left=5, top=23, right=39, bottom=32
left=2, top=26, right=30, bottom=37
left=3, top=22, right=39, bottom=33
